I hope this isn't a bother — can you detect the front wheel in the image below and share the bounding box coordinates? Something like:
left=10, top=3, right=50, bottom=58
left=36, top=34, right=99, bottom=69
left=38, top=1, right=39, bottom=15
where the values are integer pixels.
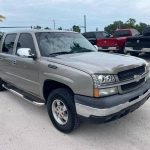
left=47, top=88, right=79, bottom=133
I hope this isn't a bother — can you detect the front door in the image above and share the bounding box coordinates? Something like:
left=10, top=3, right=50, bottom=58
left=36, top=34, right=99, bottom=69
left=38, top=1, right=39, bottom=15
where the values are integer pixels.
left=10, top=33, right=40, bottom=97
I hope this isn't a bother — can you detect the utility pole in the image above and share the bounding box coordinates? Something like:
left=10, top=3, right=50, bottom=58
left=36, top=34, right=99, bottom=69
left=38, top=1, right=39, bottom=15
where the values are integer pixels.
left=84, top=15, right=87, bottom=32
left=53, top=20, right=56, bottom=30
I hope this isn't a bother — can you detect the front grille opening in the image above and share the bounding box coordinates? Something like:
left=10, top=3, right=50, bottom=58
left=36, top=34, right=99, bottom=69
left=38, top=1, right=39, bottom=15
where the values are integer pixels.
left=143, top=90, right=148, bottom=95
left=129, top=96, right=139, bottom=102
left=118, top=65, right=145, bottom=81
left=121, top=78, right=145, bottom=92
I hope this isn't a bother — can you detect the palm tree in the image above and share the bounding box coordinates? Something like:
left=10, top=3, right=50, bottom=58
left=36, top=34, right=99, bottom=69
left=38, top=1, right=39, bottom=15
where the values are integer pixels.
left=0, top=15, right=5, bottom=22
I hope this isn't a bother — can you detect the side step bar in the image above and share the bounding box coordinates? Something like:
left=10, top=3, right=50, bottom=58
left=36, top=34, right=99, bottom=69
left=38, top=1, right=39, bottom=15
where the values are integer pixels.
left=2, top=84, right=45, bottom=106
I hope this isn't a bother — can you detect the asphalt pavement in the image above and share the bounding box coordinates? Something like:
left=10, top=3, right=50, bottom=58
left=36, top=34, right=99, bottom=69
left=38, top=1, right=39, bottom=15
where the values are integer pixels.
left=0, top=54, right=150, bottom=150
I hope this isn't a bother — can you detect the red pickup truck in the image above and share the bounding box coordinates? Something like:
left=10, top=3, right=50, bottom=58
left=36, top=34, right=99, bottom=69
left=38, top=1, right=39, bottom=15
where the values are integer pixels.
left=83, top=29, right=140, bottom=53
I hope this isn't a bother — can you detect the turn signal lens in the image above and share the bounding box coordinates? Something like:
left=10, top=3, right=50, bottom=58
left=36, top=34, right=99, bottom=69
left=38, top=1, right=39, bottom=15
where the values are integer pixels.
left=93, top=88, right=100, bottom=97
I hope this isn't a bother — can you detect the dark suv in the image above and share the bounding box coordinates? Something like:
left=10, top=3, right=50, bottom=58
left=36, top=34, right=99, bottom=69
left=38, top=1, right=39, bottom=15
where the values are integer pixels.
left=82, top=31, right=111, bottom=46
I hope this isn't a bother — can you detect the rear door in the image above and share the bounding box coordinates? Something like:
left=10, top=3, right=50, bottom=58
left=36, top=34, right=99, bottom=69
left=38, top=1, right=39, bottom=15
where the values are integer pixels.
left=10, top=33, right=40, bottom=96
left=0, top=33, right=17, bottom=82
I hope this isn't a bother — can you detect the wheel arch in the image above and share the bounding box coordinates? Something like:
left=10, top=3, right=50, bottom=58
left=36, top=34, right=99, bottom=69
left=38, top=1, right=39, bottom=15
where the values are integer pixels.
left=43, top=79, right=74, bottom=103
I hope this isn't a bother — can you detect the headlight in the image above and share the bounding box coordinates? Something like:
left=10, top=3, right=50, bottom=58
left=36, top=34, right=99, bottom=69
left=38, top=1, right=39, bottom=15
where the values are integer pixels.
left=145, top=63, right=150, bottom=79
left=145, top=62, right=150, bottom=71
left=125, top=47, right=133, bottom=51
left=92, top=74, right=116, bottom=87
left=92, top=74, right=118, bottom=97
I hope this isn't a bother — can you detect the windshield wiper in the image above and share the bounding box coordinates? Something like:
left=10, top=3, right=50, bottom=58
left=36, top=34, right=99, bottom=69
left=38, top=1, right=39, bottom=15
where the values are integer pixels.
left=70, top=48, right=94, bottom=53
left=49, top=48, right=94, bottom=57
left=49, top=51, right=71, bottom=57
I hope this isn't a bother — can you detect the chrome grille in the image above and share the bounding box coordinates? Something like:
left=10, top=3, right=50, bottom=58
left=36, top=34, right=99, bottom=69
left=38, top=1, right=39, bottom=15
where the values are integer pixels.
left=121, top=78, right=145, bottom=92
left=118, top=65, right=145, bottom=81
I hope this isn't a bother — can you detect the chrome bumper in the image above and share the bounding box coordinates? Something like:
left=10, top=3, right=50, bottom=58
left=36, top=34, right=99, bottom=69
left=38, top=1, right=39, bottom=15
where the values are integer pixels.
left=75, top=89, right=150, bottom=118
left=125, top=47, right=150, bottom=53
left=98, top=47, right=119, bottom=51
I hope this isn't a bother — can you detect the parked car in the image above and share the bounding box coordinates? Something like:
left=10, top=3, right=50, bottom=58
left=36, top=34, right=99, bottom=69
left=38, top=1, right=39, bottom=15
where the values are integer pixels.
left=0, top=30, right=149, bottom=133
left=82, top=31, right=111, bottom=45
left=124, top=27, right=150, bottom=56
left=0, top=32, right=3, bottom=41
left=83, top=29, right=140, bottom=53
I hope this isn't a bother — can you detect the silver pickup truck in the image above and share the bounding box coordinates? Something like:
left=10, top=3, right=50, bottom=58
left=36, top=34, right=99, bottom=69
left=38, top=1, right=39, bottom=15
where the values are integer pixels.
left=0, top=30, right=150, bottom=133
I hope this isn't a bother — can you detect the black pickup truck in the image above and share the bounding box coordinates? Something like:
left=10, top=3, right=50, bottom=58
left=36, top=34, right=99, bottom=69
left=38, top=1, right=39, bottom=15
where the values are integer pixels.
left=0, top=32, right=3, bottom=40
left=124, top=27, right=150, bottom=56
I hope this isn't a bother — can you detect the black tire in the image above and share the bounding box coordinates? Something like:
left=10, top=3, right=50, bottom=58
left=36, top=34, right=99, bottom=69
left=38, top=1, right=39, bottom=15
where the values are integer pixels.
left=0, top=79, right=5, bottom=91
left=130, top=52, right=139, bottom=57
left=47, top=88, right=79, bottom=133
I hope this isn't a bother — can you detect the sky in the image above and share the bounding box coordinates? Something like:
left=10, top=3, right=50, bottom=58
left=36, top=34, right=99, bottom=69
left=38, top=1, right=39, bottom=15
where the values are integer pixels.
left=0, top=0, right=150, bottom=32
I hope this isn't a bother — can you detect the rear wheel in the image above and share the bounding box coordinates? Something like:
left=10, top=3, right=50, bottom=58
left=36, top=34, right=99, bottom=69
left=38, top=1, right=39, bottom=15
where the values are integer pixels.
left=47, top=88, right=79, bottom=133
left=127, top=51, right=139, bottom=57
left=0, top=79, right=5, bottom=91
left=130, top=52, right=139, bottom=57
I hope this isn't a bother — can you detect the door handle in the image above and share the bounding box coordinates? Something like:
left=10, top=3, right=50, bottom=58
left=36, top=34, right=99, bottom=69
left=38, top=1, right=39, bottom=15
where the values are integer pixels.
left=12, top=60, right=16, bottom=65
left=0, top=57, right=3, bottom=60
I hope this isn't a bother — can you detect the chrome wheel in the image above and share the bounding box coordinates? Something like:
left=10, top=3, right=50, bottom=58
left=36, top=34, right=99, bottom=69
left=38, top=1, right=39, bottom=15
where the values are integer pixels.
left=52, top=99, right=68, bottom=125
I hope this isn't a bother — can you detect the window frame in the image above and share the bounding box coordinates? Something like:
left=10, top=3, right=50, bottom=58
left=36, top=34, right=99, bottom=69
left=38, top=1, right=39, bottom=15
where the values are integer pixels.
left=2, top=33, right=17, bottom=55
left=15, top=33, right=37, bottom=56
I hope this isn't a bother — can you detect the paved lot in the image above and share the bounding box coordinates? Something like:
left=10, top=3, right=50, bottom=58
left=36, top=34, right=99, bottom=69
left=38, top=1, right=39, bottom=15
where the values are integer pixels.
left=0, top=54, right=150, bottom=150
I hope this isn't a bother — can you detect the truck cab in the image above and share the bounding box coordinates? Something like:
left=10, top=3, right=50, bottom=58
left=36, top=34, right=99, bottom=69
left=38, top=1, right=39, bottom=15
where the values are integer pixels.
left=83, top=29, right=140, bottom=53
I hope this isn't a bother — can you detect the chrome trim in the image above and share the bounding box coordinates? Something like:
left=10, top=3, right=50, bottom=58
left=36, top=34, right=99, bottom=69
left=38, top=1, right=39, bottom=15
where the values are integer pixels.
left=6, top=72, right=40, bottom=85
left=125, top=47, right=150, bottom=53
left=75, top=89, right=150, bottom=117
left=2, top=84, right=45, bottom=106
left=99, top=71, right=148, bottom=89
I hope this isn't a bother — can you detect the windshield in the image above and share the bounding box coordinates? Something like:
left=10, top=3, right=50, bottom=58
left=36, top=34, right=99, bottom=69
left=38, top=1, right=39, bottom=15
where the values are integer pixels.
left=113, top=30, right=131, bottom=37
left=35, top=32, right=97, bottom=57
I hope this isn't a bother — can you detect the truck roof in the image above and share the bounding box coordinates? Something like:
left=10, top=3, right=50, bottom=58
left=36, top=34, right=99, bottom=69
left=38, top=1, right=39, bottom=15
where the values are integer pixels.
left=4, top=29, right=77, bottom=34
left=115, top=28, right=135, bottom=31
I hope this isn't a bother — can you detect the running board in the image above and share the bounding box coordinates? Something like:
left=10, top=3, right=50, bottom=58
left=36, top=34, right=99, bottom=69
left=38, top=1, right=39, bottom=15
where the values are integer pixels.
left=2, top=84, right=45, bottom=106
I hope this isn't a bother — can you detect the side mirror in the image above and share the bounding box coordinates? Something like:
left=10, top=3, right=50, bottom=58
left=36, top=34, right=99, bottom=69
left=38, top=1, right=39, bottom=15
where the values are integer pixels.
left=17, top=48, right=36, bottom=59
left=94, top=45, right=98, bottom=51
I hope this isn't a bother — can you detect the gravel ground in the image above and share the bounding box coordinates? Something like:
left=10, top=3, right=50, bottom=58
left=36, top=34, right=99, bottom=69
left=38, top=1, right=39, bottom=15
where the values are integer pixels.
left=0, top=55, right=150, bottom=150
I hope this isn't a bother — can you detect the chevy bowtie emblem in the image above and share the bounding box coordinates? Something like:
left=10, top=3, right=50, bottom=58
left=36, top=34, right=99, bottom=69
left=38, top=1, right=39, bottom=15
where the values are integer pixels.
left=137, top=40, right=140, bottom=43
left=134, top=75, right=141, bottom=82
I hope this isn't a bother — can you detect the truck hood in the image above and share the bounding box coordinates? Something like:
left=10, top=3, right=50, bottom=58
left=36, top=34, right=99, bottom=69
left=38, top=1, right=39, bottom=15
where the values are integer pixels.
left=47, top=52, right=146, bottom=74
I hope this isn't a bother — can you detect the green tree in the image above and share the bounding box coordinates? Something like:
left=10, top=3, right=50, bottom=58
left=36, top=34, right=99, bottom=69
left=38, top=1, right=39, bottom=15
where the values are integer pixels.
left=126, top=18, right=136, bottom=27
left=34, top=25, right=41, bottom=29
left=72, top=25, right=81, bottom=33
left=135, top=23, right=148, bottom=33
left=58, top=27, right=62, bottom=30
left=104, top=21, right=124, bottom=34
left=0, top=15, right=5, bottom=22
left=45, top=27, right=51, bottom=30
left=104, top=18, right=149, bottom=34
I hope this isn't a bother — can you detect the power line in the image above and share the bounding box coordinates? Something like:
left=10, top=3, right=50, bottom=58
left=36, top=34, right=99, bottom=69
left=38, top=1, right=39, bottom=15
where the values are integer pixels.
left=0, top=26, right=32, bottom=29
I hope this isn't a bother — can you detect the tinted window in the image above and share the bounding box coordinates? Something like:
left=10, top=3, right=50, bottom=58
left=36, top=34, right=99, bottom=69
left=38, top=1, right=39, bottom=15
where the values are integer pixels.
left=113, top=30, right=131, bottom=37
left=131, top=29, right=140, bottom=36
left=36, top=32, right=96, bottom=57
left=95, top=32, right=110, bottom=38
left=143, top=27, right=150, bottom=36
left=16, top=33, right=35, bottom=54
left=2, top=34, right=17, bottom=54
left=96, top=32, right=104, bottom=38
left=83, top=32, right=96, bottom=38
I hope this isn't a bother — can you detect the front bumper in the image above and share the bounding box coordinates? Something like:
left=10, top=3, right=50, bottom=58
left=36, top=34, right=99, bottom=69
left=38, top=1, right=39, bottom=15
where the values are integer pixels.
left=75, top=79, right=150, bottom=122
left=98, top=47, right=119, bottom=51
left=125, top=47, right=150, bottom=53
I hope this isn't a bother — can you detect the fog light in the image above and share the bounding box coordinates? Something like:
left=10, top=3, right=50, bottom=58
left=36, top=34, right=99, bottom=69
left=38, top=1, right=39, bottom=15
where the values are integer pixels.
left=100, top=87, right=118, bottom=97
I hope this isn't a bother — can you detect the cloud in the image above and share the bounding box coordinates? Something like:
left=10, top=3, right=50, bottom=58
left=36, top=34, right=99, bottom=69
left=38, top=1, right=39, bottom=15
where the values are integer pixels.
left=0, top=0, right=150, bottom=31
